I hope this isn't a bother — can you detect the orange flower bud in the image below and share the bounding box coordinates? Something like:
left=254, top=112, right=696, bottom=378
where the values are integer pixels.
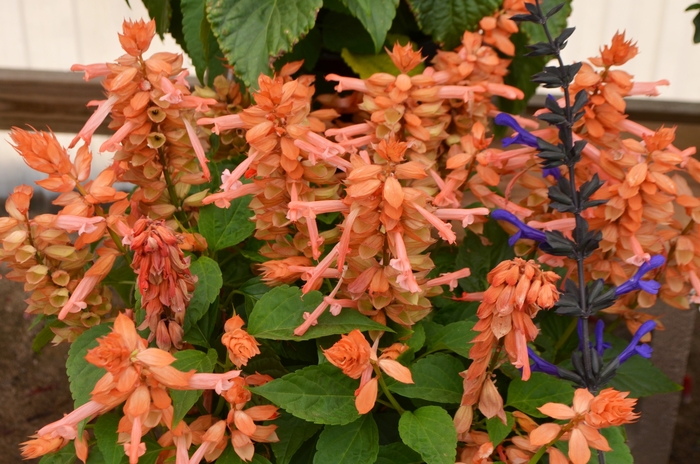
left=221, top=315, right=261, bottom=367
left=323, top=330, right=371, bottom=379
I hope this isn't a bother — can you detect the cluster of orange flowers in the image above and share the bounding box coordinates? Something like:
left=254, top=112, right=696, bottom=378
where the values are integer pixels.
left=454, top=388, right=638, bottom=464
left=20, top=314, right=243, bottom=462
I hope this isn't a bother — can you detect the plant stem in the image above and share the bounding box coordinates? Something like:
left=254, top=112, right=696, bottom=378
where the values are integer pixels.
left=374, top=365, right=405, bottom=414
left=157, top=147, right=192, bottom=230
left=598, top=450, right=607, bottom=464
left=534, top=0, right=594, bottom=389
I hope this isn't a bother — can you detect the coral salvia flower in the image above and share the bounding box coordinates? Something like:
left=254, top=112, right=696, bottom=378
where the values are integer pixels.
left=530, top=388, right=638, bottom=464
left=324, top=331, right=413, bottom=414
left=494, top=113, right=539, bottom=148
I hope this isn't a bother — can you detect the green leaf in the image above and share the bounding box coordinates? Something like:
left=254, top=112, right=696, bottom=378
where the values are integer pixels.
left=32, top=319, right=61, bottom=353
left=314, top=414, right=379, bottom=463
left=389, top=353, right=463, bottom=404
left=555, top=426, right=632, bottom=464
left=66, top=324, right=111, bottom=407
left=170, top=349, right=217, bottom=425
left=398, top=406, right=457, bottom=464
left=340, top=43, right=424, bottom=79
left=142, top=0, right=172, bottom=38
left=406, top=0, right=500, bottom=49
left=456, top=218, right=515, bottom=293
left=609, top=355, right=682, bottom=398
left=102, top=256, right=136, bottom=306
left=275, top=26, right=322, bottom=71
left=184, top=256, right=223, bottom=331
left=239, top=276, right=272, bottom=316
left=341, top=0, right=398, bottom=53
left=198, top=197, right=255, bottom=253
left=423, top=320, right=476, bottom=358
left=506, top=372, right=575, bottom=418
left=375, top=442, right=423, bottom=464
left=181, top=0, right=228, bottom=84
left=94, top=413, right=126, bottom=464
left=272, top=412, right=323, bottom=464
left=247, top=285, right=389, bottom=340
left=252, top=363, right=360, bottom=425
left=321, top=10, right=376, bottom=54
left=693, top=10, right=700, bottom=44
left=486, top=412, right=514, bottom=447
left=206, top=0, right=323, bottom=87
left=244, top=346, right=288, bottom=378
left=39, top=442, right=76, bottom=464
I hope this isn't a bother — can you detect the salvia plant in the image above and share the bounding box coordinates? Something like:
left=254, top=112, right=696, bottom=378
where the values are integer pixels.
left=6, top=1, right=697, bottom=463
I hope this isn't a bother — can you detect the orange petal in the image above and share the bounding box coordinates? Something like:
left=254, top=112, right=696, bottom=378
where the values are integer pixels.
left=568, top=427, right=591, bottom=464
left=537, top=403, right=576, bottom=420
left=355, top=377, right=378, bottom=414
left=529, top=423, right=561, bottom=446
left=548, top=447, right=569, bottom=464
left=378, top=359, right=413, bottom=384
left=234, top=410, right=257, bottom=436
left=136, top=348, right=176, bottom=367
left=578, top=424, right=611, bottom=451
left=114, top=313, right=140, bottom=352
left=383, top=177, right=404, bottom=208
left=124, top=385, right=150, bottom=417
left=572, top=388, right=594, bottom=414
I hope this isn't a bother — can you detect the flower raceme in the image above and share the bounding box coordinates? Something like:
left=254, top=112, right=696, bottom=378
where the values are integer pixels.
left=529, top=388, right=638, bottom=464
left=323, top=330, right=413, bottom=414
left=124, top=217, right=197, bottom=350
left=456, top=258, right=560, bottom=433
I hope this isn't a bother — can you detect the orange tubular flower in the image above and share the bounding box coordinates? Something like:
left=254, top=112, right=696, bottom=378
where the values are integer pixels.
left=324, top=330, right=413, bottom=414
left=529, top=388, right=638, bottom=464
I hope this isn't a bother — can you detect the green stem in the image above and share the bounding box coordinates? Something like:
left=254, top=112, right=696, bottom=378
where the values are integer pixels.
left=374, top=365, right=405, bottom=414
left=554, top=318, right=578, bottom=352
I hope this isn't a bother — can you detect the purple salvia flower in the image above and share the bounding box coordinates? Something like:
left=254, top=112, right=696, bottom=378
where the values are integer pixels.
left=594, top=319, right=605, bottom=357
left=542, top=167, right=561, bottom=179
left=491, top=209, right=546, bottom=246
left=527, top=347, right=560, bottom=377
left=615, top=255, right=665, bottom=297
left=617, top=320, right=656, bottom=364
left=494, top=113, right=539, bottom=148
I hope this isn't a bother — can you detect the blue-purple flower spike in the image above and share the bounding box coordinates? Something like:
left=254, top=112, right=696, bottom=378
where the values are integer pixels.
left=494, top=113, right=539, bottom=148
left=615, top=255, right=665, bottom=297
left=527, top=347, right=560, bottom=377
left=491, top=209, right=546, bottom=246
left=617, top=320, right=656, bottom=364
